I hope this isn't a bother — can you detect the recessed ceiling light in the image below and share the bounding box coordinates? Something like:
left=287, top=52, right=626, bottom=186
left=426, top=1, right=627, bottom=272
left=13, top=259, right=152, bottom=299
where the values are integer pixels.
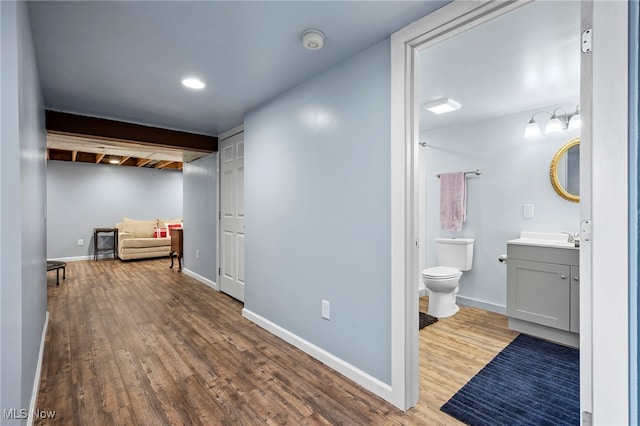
left=108, top=156, right=120, bottom=164
left=422, top=98, right=462, bottom=115
left=182, top=77, right=205, bottom=90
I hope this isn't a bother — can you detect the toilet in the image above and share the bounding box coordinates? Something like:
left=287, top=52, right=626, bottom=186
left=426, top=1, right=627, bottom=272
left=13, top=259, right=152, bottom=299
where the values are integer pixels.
left=421, top=237, right=474, bottom=318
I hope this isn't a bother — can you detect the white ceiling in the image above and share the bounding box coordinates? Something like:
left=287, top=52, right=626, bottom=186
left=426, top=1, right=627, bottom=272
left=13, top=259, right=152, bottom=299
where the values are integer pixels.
left=418, top=1, right=580, bottom=131
left=28, top=1, right=448, bottom=137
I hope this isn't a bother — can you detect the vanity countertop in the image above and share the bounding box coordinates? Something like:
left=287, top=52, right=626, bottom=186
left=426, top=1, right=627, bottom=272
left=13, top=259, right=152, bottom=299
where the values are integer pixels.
left=507, top=231, right=579, bottom=249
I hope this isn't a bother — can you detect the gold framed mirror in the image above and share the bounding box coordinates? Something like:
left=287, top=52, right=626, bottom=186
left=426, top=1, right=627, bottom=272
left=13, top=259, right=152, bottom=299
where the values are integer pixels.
left=550, top=138, right=580, bottom=203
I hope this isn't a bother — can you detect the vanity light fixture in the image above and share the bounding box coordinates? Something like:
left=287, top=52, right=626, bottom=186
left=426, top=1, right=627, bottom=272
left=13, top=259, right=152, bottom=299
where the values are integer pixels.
left=181, top=77, right=205, bottom=90
left=422, top=98, right=462, bottom=115
left=523, top=105, right=581, bottom=139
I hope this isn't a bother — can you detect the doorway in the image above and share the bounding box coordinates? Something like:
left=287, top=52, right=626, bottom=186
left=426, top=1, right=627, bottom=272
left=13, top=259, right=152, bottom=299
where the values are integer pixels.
left=415, top=0, right=581, bottom=418
left=389, top=0, right=629, bottom=422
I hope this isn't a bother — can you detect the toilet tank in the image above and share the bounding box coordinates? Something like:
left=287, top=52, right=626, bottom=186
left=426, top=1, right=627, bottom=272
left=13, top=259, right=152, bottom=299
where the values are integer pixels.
left=435, top=238, right=475, bottom=271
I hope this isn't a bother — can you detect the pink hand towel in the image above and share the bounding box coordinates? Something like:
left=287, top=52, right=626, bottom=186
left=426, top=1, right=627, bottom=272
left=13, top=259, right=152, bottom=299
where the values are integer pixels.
left=440, top=172, right=466, bottom=231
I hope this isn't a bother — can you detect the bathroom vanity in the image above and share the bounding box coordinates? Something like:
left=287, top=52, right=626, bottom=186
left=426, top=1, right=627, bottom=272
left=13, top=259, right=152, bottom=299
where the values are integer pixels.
left=506, top=232, right=579, bottom=347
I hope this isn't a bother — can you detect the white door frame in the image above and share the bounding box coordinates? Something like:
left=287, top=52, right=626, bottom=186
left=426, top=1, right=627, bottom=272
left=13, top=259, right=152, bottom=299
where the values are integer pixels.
left=389, top=1, right=629, bottom=423
left=216, top=124, right=244, bottom=293
left=583, top=2, right=629, bottom=423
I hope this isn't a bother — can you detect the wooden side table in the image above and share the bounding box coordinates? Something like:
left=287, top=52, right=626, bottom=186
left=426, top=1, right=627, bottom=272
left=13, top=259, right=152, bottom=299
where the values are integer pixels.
left=94, top=227, right=118, bottom=261
left=170, top=228, right=183, bottom=272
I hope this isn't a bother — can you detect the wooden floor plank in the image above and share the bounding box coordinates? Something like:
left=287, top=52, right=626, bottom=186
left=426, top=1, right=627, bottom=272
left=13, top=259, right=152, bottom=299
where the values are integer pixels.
left=36, top=259, right=517, bottom=425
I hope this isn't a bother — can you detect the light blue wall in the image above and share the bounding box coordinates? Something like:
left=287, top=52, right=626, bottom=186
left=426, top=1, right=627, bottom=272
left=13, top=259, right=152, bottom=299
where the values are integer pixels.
left=183, top=154, right=217, bottom=283
left=244, top=40, right=392, bottom=384
left=422, top=106, right=580, bottom=311
left=1, top=2, right=48, bottom=423
left=46, top=161, right=183, bottom=260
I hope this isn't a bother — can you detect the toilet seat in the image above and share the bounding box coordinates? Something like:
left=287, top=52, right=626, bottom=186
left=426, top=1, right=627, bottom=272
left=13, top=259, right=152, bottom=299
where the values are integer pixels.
left=421, top=266, right=460, bottom=279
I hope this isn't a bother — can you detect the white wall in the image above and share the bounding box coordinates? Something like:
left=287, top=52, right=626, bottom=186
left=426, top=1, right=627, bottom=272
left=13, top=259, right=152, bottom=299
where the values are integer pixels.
left=422, top=106, right=580, bottom=311
left=1, top=2, right=48, bottom=423
left=629, top=1, right=639, bottom=419
left=244, top=40, right=392, bottom=384
left=47, top=161, right=182, bottom=260
left=182, top=154, right=217, bottom=285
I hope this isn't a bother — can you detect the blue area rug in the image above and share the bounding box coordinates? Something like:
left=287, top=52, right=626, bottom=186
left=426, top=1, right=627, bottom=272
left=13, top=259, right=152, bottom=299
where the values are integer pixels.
left=441, top=334, right=579, bottom=426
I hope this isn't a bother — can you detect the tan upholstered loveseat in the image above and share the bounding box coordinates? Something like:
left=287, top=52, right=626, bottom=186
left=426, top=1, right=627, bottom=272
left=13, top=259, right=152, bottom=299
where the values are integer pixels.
left=115, top=217, right=182, bottom=260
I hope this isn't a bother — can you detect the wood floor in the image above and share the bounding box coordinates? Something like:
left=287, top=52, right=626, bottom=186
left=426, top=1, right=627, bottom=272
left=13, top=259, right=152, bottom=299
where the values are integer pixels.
left=37, top=259, right=517, bottom=425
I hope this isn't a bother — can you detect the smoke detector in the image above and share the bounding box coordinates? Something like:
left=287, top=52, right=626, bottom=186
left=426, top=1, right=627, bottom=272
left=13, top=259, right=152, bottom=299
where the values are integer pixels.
left=302, top=30, right=324, bottom=50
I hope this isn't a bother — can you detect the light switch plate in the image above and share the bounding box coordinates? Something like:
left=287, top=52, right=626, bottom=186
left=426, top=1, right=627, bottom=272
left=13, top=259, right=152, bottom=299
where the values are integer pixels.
left=523, top=204, right=534, bottom=218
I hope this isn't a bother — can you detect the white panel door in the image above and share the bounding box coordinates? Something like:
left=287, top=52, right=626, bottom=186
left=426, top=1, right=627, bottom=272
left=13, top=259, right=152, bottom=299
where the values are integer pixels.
left=219, top=132, right=245, bottom=302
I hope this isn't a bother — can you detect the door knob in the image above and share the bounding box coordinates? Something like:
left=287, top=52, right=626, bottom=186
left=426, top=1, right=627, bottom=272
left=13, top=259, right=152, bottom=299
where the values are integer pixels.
left=560, top=275, right=567, bottom=280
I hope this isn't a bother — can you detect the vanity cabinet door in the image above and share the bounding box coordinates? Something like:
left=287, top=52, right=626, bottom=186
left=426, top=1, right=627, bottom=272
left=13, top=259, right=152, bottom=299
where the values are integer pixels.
left=570, top=266, right=580, bottom=333
left=507, top=259, right=571, bottom=330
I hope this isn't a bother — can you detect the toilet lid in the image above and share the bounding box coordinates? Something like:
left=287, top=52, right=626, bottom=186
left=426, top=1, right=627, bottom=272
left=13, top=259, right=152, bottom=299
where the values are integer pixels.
left=421, top=266, right=460, bottom=279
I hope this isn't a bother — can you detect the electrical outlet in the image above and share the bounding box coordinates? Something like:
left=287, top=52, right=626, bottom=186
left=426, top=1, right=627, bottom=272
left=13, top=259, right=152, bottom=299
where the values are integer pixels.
left=321, top=300, right=330, bottom=320
left=77, top=239, right=84, bottom=246
left=523, top=204, right=534, bottom=218
left=196, top=249, right=200, bottom=259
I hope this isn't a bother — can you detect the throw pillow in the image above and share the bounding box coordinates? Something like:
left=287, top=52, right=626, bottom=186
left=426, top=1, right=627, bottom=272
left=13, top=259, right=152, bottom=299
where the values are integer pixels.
left=123, top=217, right=155, bottom=238
left=153, top=227, right=167, bottom=238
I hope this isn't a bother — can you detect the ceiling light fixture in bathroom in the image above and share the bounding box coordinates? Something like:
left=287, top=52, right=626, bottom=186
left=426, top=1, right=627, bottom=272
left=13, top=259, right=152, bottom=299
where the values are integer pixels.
left=524, top=105, right=581, bottom=139
left=182, top=77, right=205, bottom=90
left=108, top=156, right=120, bottom=165
left=302, top=30, right=324, bottom=50
left=422, top=98, right=462, bottom=115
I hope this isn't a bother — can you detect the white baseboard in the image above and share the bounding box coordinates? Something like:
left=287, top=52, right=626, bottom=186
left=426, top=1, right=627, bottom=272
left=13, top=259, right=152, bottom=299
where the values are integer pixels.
left=182, top=268, right=218, bottom=291
left=242, top=308, right=393, bottom=403
left=456, top=295, right=506, bottom=314
left=419, top=290, right=506, bottom=315
left=27, top=311, right=49, bottom=426
left=418, top=280, right=427, bottom=298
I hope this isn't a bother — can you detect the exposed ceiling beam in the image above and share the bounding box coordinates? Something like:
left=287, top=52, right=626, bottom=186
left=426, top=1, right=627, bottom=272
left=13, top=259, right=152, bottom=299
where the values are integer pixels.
left=95, top=153, right=105, bottom=163
left=118, top=156, right=130, bottom=166
left=154, top=160, right=173, bottom=169
left=136, top=158, right=153, bottom=167
left=46, top=110, right=218, bottom=153
left=160, top=162, right=183, bottom=170
left=71, top=150, right=77, bottom=162
left=46, top=148, right=50, bottom=160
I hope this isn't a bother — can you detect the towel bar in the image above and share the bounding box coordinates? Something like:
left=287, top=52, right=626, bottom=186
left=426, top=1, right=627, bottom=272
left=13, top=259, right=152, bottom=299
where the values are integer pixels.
left=436, top=170, right=481, bottom=179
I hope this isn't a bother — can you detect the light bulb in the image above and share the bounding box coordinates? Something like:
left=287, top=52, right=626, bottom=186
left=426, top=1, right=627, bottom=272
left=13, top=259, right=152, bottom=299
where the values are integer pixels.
left=544, top=115, right=563, bottom=134
left=568, top=106, right=581, bottom=130
left=524, top=119, right=541, bottom=139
